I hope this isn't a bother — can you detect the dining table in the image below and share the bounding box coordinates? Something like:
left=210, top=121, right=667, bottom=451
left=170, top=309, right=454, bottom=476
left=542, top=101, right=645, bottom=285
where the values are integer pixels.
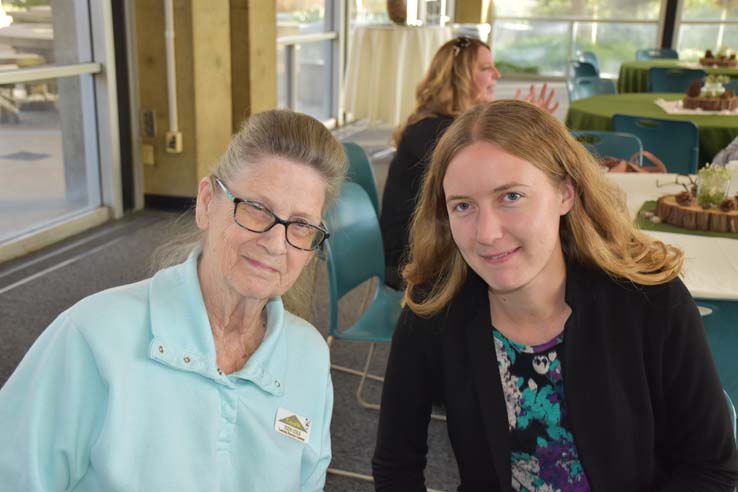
left=618, top=59, right=738, bottom=93
left=606, top=172, right=738, bottom=404
left=566, top=93, right=738, bottom=164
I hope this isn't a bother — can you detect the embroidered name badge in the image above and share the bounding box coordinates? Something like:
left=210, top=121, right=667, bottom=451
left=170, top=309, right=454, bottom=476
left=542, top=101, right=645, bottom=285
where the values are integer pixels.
left=275, top=407, right=311, bottom=443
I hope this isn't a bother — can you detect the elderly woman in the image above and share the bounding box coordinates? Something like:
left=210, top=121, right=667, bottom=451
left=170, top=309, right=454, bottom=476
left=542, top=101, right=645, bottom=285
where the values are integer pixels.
left=0, top=110, right=346, bottom=491
left=380, top=36, right=558, bottom=288
left=373, top=100, right=738, bottom=491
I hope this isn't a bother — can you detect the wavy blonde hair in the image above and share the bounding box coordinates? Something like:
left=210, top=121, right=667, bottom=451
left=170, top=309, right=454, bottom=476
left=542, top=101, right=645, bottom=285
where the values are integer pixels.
left=404, top=100, right=684, bottom=316
left=392, top=37, right=490, bottom=145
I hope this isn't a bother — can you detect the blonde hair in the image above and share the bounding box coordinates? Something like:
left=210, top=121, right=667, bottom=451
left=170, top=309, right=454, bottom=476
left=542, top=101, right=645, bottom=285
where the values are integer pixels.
left=153, top=109, right=346, bottom=318
left=404, top=100, right=684, bottom=316
left=392, top=37, right=491, bottom=145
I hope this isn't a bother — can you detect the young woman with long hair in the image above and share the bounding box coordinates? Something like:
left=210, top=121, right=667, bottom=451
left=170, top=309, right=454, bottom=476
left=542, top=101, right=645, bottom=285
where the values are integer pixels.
left=380, top=37, right=557, bottom=288
left=373, top=100, right=738, bottom=492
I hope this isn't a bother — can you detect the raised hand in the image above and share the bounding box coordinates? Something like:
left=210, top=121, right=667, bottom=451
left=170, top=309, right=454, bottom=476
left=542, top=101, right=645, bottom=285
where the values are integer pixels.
left=514, top=82, right=560, bottom=114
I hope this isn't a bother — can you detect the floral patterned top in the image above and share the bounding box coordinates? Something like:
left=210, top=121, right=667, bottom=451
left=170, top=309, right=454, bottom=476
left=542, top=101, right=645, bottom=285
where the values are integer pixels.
left=493, top=328, right=591, bottom=492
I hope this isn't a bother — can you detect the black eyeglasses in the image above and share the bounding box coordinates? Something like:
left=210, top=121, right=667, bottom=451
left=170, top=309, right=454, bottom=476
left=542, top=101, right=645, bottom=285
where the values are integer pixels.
left=213, top=175, right=329, bottom=251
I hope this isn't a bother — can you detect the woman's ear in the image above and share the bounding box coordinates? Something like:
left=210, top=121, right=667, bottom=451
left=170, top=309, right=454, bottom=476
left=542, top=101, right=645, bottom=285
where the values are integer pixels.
left=195, top=176, right=214, bottom=231
left=559, top=178, right=575, bottom=216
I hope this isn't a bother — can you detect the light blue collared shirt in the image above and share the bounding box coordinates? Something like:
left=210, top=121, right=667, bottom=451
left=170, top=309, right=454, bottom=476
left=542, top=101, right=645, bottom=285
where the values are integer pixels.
left=0, top=251, right=333, bottom=491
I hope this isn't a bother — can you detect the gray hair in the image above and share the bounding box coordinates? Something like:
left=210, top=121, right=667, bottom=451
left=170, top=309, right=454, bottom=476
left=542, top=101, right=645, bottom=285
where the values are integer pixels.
left=151, top=110, right=347, bottom=318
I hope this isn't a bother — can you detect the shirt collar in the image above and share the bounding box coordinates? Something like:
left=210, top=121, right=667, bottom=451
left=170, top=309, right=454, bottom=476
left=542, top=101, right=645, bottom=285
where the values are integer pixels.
left=147, top=249, right=286, bottom=396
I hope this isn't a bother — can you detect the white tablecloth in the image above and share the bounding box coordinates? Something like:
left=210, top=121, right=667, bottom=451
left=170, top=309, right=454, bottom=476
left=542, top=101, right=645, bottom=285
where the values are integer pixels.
left=607, top=173, right=738, bottom=300
left=343, top=25, right=452, bottom=127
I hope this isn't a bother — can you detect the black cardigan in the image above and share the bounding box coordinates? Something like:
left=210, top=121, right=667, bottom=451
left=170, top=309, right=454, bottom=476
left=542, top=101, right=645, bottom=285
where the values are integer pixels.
left=379, top=114, right=454, bottom=288
left=372, top=264, right=738, bottom=492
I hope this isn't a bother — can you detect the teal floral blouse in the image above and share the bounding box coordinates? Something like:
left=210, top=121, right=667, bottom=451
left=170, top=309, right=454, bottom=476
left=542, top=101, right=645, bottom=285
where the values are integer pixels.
left=493, top=329, right=591, bottom=492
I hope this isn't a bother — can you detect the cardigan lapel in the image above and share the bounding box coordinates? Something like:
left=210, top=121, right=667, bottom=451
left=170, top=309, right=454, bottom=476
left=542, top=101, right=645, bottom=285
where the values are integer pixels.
left=457, top=273, right=513, bottom=491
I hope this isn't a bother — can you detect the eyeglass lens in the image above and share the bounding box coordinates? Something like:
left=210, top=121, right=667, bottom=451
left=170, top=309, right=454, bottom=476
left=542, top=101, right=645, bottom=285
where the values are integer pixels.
left=235, top=201, right=324, bottom=250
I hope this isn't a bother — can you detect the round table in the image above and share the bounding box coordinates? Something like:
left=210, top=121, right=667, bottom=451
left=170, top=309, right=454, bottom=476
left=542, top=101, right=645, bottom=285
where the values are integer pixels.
left=342, top=25, right=452, bottom=126
left=565, top=93, right=738, bottom=164
left=618, top=60, right=738, bottom=93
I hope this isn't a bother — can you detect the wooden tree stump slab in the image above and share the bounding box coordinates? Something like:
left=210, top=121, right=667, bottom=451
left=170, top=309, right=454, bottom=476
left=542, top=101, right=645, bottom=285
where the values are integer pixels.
left=656, top=195, right=738, bottom=233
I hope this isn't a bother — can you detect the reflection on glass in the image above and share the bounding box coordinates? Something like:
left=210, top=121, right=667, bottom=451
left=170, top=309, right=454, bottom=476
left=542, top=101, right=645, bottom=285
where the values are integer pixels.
left=0, top=1, right=87, bottom=72
left=277, top=46, right=287, bottom=108
left=493, top=0, right=660, bottom=19
left=494, top=21, right=570, bottom=76
left=0, top=76, right=96, bottom=243
left=350, top=0, right=389, bottom=28
left=276, top=0, right=328, bottom=37
left=295, top=41, right=331, bottom=121
left=678, top=25, right=738, bottom=61
left=574, top=23, right=659, bottom=77
left=682, top=0, right=738, bottom=21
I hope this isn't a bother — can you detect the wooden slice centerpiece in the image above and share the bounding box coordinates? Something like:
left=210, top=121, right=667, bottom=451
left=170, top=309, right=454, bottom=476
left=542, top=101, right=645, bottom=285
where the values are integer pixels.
left=656, top=194, right=738, bottom=233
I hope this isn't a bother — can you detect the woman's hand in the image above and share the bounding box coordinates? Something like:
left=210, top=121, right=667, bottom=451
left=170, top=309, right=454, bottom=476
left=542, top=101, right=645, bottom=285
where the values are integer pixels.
left=515, top=83, right=560, bottom=114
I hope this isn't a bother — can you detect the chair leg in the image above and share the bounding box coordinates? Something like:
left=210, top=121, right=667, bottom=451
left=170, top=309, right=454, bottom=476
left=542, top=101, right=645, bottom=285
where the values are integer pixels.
left=328, top=335, right=387, bottom=382
left=356, top=343, right=380, bottom=410
left=327, top=467, right=374, bottom=482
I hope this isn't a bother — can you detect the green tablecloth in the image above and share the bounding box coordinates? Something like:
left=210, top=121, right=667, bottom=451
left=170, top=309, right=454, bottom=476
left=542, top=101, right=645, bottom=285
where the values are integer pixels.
left=618, top=60, right=738, bottom=93
left=565, top=93, right=738, bottom=163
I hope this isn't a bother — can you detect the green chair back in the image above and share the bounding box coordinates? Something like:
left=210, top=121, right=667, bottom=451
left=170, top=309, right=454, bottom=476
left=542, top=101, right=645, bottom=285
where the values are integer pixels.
left=612, top=114, right=698, bottom=174
left=636, top=48, right=679, bottom=60
left=568, top=76, right=616, bottom=101
left=572, top=130, right=643, bottom=166
left=648, top=67, right=706, bottom=92
left=324, top=182, right=403, bottom=342
left=342, top=142, right=380, bottom=217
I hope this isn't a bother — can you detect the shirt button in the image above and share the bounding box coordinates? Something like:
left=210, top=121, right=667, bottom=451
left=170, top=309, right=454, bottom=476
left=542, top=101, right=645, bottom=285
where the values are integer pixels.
left=183, top=356, right=191, bottom=364
left=158, top=345, right=164, bottom=354
left=217, top=368, right=223, bottom=375
left=274, top=380, right=281, bottom=388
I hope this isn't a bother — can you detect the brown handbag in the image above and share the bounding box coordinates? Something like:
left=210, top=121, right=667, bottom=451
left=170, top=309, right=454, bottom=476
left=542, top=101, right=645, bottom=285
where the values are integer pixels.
left=600, top=150, right=668, bottom=173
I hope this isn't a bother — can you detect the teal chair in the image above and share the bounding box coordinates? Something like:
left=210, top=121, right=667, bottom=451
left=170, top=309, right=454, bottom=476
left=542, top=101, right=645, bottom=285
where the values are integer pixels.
left=575, top=50, right=600, bottom=75
left=636, top=48, right=679, bottom=60
left=648, top=67, right=706, bottom=92
left=695, top=298, right=738, bottom=432
left=571, top=60, right=598, bottom=78
left=323, top=182, right=404, bottom=482
left=726, top=390, right=737, bottom=443
left=568, top=76, right=617, bottom=101
left=324, top=182, right=403, bottom=407
left=612, top=114, right=699, bottom=174
left=342, top=142, right=380, bottom=217
left=572, top=130, right=643, bottom=166
left=725, top=78, right=738, bottom=94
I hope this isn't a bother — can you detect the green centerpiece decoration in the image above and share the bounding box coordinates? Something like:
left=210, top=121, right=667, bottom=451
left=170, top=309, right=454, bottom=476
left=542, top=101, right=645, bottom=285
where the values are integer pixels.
left=697, top=163, right=732, bottom=207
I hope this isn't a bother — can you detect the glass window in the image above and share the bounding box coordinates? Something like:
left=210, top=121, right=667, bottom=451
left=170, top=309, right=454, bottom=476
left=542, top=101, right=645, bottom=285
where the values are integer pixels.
left=349, top=0, right=389, bottom=28
left=0, top=1, right=90, bottom=70
left=493, top=0, right=660, bottom=19
left=493, top=21, right=570, bottom=76
left=277, top=45, right=287, bottom=108
left=678, top=0, right=738, bottom=60
left=574, top=22, right=659, bottom=77
left=681, top=0, right=738, bottom=21
left=295, top=41, right=331, bottom=121
left=0, top=74, right=99, bottom=243
left=491, top=0, right=662, bottom=77
left=277, top=0, right=329, bottom=36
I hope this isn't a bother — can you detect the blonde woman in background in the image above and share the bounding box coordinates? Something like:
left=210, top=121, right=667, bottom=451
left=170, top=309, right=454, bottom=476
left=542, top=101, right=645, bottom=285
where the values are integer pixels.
left=380, top=36, right=558, bottom=288
left=373, top=100, right=738, bottom=491
left=0, top=110, right=346, bottom=491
